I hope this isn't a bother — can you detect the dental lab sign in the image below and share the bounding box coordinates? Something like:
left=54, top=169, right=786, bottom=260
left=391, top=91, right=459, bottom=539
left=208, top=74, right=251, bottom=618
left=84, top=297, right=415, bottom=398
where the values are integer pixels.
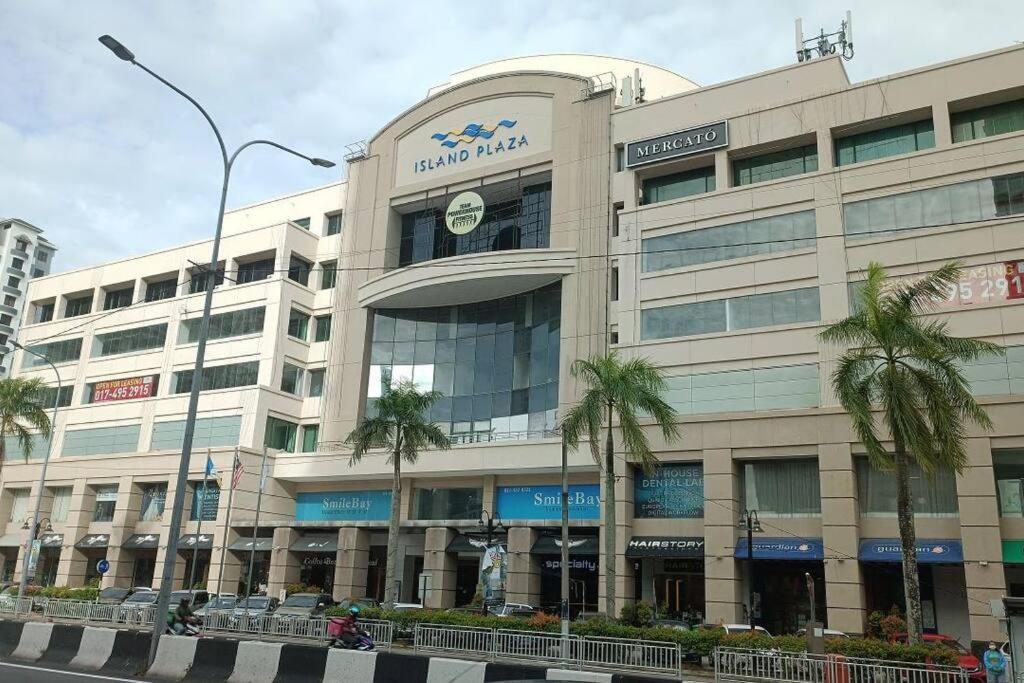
left=395, top=96, right=552, bottom=186
left=626, top=121, right=728, bottom=168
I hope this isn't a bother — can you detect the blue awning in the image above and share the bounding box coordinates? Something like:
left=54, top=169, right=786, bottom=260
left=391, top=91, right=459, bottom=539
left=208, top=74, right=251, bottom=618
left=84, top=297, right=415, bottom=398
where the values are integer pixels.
left=858, top=539, right=963, bottom=564
left=734, top=537, right=824, bottom=561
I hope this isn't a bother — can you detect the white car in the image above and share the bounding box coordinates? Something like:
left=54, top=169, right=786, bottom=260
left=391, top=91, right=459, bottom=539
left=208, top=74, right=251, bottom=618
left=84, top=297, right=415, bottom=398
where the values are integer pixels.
left=391, top=602, right=424, bottom=611
left=721, top=623, right=772, bottom=636
left=796, top=627, right=848, bottom=639
left=491, top=602, right=537, bottom=617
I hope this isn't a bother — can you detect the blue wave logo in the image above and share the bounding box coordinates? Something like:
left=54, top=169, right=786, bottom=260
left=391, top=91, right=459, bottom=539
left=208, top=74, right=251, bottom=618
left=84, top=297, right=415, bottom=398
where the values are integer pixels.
left=431, top=119, right=517, bottom=148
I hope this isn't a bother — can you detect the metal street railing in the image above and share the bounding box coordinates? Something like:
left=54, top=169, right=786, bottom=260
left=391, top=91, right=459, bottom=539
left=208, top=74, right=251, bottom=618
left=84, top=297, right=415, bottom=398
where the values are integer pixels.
left=0, top=595, right=34, bottom=617
left=713, top=647, right=970, bottom=683
left=581, top=635, right=681, bottom=675
left=42, top=599, right=157, bottom=627
left=414, top=623, right=495, bottom=658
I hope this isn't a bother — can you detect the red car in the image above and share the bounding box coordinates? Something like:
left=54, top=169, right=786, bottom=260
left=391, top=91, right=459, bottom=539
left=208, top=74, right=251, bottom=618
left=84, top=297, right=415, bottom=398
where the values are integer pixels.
left=890, top=633, right=984, bottom=681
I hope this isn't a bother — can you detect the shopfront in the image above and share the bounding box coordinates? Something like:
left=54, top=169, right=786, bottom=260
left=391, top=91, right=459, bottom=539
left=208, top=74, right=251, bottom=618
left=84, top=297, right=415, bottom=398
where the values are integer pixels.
left=291, top=534, right=337, bottom=592
left=122, top=534, right=159, bottom=588
left=735, top=537, right=826, bottom=635
left=75, top=533, right=110, bottom=584
left=35, top=533, right=64, bottom=586
left=628, top=537, right=705, bottom=623
left=533, top=534, right=598, bottom=615
left=447, top=532, right=505, bottom=607
left=178, top=534, right=212, bottom=590
left=229, top=536, right=272, bottom=595
left=1004, top=540, right=1024, bottom=596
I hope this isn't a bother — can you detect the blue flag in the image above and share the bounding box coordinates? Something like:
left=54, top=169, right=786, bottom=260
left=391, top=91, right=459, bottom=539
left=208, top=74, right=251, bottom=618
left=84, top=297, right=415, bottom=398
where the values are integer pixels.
left=205, top=455, right=214, bottom=477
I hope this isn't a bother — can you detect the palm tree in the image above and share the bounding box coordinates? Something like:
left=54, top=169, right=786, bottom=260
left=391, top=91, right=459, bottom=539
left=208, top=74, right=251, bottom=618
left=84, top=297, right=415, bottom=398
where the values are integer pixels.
left=819, top=261, right=1001, bottom=644
left=0, top=377, right=53, bottom=480
left=345, top=380, right=450, bottom=606
left=561, top=352, right=679, bottom=618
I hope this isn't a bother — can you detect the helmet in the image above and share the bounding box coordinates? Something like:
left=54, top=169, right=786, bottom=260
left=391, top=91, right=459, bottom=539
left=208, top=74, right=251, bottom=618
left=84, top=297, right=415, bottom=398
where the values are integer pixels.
left=349, top=606, right=360, bottom=616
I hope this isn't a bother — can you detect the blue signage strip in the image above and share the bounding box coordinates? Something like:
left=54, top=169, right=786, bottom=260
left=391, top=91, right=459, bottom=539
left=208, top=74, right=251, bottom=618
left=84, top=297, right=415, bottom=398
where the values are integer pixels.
left=295, top=490, right=392, bottom=522
left=858, top=539, right=963, bottom=564
left=734, top=537, right=824, bottom=561
left=633, top=463, right=704, bottom=519
left=496, top=485, right=600, bottom=521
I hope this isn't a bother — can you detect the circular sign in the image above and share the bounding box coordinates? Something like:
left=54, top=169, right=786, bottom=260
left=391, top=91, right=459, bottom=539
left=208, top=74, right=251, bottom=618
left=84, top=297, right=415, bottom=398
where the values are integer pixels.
left=445, top=191, right=485, bottom=235
left=96, top=559, right=110, bottom=575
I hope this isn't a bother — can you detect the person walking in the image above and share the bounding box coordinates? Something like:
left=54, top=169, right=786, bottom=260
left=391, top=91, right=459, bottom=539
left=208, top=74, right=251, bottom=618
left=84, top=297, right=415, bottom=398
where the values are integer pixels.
left=984, top=641, right=1008, bottom=683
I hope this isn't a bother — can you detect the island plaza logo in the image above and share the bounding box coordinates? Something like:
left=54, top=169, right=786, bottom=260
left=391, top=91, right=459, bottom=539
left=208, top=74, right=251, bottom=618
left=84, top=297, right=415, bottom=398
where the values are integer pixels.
left=413, top=119, right=527, bottom=174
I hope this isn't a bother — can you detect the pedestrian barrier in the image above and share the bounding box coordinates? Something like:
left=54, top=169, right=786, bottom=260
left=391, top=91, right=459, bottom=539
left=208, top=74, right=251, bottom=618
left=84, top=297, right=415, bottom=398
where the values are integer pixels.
left=42, top=599, right=156, bottom=627
left=713, top=646, right=970, bottom=683
left=0, top=595, right=34, bottom=617
left=199, top=610, right=392, bottom=649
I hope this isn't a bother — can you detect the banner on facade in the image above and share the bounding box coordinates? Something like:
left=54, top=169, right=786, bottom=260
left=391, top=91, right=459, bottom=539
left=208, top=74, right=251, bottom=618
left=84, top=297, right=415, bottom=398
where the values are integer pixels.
left=479, top=544, right=507, bottom=604
left=495, top=485, right=599, bottom=520
left=633, top=463, right=704, bottom=519
left=734, top=537, right=825, bottom=561
left=92, top=375, right=156, bottom=403
left=295, top=490, right=392, bottom=522
left=858, top=539, right=963, bottom=564
left=27, top=540, right=41, bottom=574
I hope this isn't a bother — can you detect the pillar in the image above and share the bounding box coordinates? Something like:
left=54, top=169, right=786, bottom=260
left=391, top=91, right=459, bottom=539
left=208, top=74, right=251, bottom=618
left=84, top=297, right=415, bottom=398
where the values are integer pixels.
left=505, top=526, right=540, bottom=606
left=422, top=527, right=456, bottom=609
left=155, top=480, right=189, bottom=589
left=334, top=527, right=370, bottom=603
left=208, top=527, right=244, bottom=595
left=704, top=448, right=743, bottom=625
left=819, top=443, right=867, bottom=634
left=55, top=481, right=92, bottom=587
left=932, top=101, right=953, bottom=148
left=598, top=462, right=635, bottom=618
left=267, top=527, right=300, bottom=599
left=103, top=476, right=140, bottom=589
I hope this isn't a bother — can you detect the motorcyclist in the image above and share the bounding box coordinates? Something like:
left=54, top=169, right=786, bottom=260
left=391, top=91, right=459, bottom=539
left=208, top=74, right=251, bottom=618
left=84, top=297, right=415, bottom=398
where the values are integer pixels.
left=338, top=606, right=360, bottom=647
left=169, top=597, right=194, bottom=635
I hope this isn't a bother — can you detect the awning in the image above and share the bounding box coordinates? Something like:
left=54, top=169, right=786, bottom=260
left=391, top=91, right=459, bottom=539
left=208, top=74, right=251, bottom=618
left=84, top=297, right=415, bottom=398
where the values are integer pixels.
left=38, top=533, right=64, bottom=548
left=734, top=537, right=824, bottom=561
left=859, top=539, right=963, bottom=564
left=178, top=534, right=214, bottom=550
left=626, top=537, right=704, bottom=558
left=122, top=534, right=159, bottom=549
left=446, top=534, right=498, bottom=554
left=290, top=535, right=338, bottom=553
left=532, top=536, right=599, bottom=555
left=75, top=534, right=110, bottom=549
left=0, top=533, right=21, bottom=548
left=229, top=537, right=273, bottom=552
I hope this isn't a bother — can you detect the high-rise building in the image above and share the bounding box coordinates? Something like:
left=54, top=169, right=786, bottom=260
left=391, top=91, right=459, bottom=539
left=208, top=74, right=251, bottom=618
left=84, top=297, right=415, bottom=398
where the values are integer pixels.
left=0, top=219, right=57, bottom=376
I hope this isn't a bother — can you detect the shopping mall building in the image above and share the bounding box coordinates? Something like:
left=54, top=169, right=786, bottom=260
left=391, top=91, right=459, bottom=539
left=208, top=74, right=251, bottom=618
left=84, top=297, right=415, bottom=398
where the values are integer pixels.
left=3, top=44, right=1024, bottom=644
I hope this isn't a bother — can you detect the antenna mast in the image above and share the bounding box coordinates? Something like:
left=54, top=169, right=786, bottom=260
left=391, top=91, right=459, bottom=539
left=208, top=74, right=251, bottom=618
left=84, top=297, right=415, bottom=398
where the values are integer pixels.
left=795, top=10, right=854, bottom=63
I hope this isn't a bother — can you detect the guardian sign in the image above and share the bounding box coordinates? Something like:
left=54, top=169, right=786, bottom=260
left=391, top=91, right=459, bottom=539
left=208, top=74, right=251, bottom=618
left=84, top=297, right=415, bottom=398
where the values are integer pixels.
left=626, top=121, right=728, bottom=168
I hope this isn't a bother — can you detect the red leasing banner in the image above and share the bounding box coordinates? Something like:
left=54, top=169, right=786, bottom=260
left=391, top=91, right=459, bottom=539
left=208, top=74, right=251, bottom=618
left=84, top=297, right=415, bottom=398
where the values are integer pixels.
left=92, top=375, right=156, bottom=403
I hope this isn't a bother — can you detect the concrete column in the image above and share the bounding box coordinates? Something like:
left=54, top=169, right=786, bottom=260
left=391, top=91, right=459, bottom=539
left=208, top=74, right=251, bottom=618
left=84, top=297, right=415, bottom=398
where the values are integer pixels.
left=267, top=527, right=300, bottom=598
left=505, top=526, right=540, bottom=605
left=334, top=527, right=370, bottom=603
left=819, top=443, right=866, bottom=634
left=156, top=480, right=189, bottom=589
left=598, top=461, right=635, bottom=617
left=422, top=527, right=456, bottom=609
left=704, top=448, right=742, bottom=625
left=932, top=102, right=953, bottom=148
left=957, top=437, right=1005, bottom=643
left=103, top=477, right=139, bottom=589
left=714, top=149, right=730, bottom=190
left=208, top=527, right=244, bottom=595
left=55, top=481, right=92, bottom=586
left=816, top=128, right=835, bottom=170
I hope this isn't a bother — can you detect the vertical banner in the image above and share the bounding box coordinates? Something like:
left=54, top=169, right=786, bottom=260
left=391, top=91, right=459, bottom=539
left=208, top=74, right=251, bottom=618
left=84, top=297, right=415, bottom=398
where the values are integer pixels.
left=479, top=544, right=507, bottom=604
left=27, top=540, right=41, bottom=574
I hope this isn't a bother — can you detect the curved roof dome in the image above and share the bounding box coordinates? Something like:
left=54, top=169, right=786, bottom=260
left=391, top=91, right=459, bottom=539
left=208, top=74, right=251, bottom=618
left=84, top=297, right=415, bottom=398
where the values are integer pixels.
left=427, top=54, right=698, bottom=100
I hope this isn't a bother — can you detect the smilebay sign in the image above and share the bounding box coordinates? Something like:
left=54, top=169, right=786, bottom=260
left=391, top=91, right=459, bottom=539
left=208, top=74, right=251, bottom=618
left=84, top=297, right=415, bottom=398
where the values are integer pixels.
left=626, top=121, right=729, bottom=168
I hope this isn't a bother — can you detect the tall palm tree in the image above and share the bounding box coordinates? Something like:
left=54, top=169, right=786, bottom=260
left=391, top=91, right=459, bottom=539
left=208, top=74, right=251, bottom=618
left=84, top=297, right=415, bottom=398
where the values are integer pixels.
left=561, top=352, right=679, bottom=617
left=345, top=380, right=450, bottom=606
left=0, top=377, right=53, bottom=480
left=819, top=261, right=1001, bottom=643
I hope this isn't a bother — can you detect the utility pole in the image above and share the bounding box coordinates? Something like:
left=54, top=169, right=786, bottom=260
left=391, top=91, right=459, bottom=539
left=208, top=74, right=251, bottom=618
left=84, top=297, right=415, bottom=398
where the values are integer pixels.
left=560, top=431, right=570, bottom=659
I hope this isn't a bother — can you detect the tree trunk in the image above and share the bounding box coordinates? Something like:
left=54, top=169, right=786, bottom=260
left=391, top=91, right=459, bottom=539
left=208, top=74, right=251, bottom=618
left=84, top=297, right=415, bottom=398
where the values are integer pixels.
left=604, top=402, right=616, bottom=618
left=0, top=435, right=5, bottom=482
left=384, top=438, right=403, bottom=606
left=894, top=440, right=924, bottom=644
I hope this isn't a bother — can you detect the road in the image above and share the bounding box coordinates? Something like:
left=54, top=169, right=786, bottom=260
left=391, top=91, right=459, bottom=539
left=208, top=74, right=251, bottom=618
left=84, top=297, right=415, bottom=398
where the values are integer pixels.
left=0, top=661, right=150, bottom=683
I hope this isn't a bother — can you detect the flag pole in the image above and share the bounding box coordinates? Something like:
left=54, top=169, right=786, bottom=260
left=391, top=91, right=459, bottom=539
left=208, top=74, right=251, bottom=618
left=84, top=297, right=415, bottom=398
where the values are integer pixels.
left=215, top=446, right=239, bottom=596
left=244, top=446, right=268, bottom=599
left=188, top=448, right=211, bottom=590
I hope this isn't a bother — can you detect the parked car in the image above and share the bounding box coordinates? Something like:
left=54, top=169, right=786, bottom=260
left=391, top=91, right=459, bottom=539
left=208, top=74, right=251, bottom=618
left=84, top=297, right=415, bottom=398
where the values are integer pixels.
left=273, top=592, right=333, bottom=619
left=336, top=597, right=378, bottom=611
left=795, top=627, right=849, bottom=639
left=194, top=595, right=237, bottom=617
left=232, top=595, right=279, bottom=617
left=98, top=586, right=138, bottom=605
left=890, top=633, right=984, bottom=682
left=169, top=590, right=211, bottom=610
left=117, top=590, right=159, bottom=619
left=491, top=602, right=538, bottom=617
left=390, top=603, right=424, bottom=611
left=653, top=619, right=690, bottom=631
left=720, top=623, right=772, bottom=636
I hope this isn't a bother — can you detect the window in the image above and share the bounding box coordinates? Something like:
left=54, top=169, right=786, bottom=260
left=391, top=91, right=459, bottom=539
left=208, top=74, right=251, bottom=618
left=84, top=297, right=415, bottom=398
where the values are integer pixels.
left=615, top=145, right=625, bottom=172
left=188, top=265, right=225, bottom=294
left=150, top=415, right=241, bottom=451
left=994, top=452, right=1024, bottom=516
left=63, top=425, right=141, bottom=457
left=11, top=258, right=23, bottom=271
left=179, top=306, right=265, bottom=343
left=733, top=144, right=818, bottom=186
left=8, top=489, right=29, bottom=523
left=189, top=481, right=220, bottom=521
left=413, top=487, right=483, bottom=520
left=103, top=287, right=133, bottom=310
left=326, top=213, right=343, bottom=236
left=281, top=362, right=304, bottom=395
left=173, top=360, right=259, bottom=394
left=610, top=266, right=619, bottom=301
left=36, top=251, right=48, bottom=263
left=140, top=483, right=166, bottom=522
left=301, top=424, right=319, bottom=452
left=64, top=295, right=92, bottom=317
left=32, top=301, right=52, bottom=323
left=15, top=239, right=28, bottom=252
left=145, top=278, right=177, bottom=302
left=307, top=368, right=325, bottom=397
left=292, top=217, right=311, bottom=230
left=320, top=261, right=337, bottom=289
left=7, top=277, right=19, bottom=289
left=856, top=458, right=958, bottom=516
left=743, top=459, right=821, bottom=516
left=287, top=309, right=310, bottom=340
left=5, top=295, right=16, bottom=307
left=641, top=286, right=820, bottom=341
left=23, top=338, right=82, bottom=367
left=641, top=166, right=715, bottom=205
left=612, top=202, right=623, bottom=237
left=38, top=385, right=73, bottom=409
left=835, top=119, right=935, bottom=166
left=314, top=315, right=332, bottom=342
left=31, top=268, right=44, bottom=278
left=844, top=171, right=1024, bottom=239
left=236, top=257, right=275, bottom=284
left=265, top=416, right=298, bottom=452
left=0, top=314, right=10, bottom=326
left=50, top=487, right=72, bottom=523
left=94, top=323, right=167, bottom=357
left=952, top=99, right=1024, bottom=142
left=93, top=485, right=118, bottom=522
left=288, top=255, right=312, bottom=286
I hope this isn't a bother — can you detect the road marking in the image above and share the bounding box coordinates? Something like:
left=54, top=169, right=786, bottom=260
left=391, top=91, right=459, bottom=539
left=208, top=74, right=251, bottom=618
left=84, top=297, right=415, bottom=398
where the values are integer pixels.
left=0, top=660, right=147, bottom=682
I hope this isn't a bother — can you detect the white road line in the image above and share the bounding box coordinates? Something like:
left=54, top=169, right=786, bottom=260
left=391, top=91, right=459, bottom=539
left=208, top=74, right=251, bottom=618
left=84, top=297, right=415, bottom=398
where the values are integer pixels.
left=0, top=660, right=147, bottom=682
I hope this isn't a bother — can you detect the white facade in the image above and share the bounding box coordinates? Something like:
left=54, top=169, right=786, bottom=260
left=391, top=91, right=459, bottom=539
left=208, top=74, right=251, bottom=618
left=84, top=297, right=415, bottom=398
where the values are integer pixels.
left=0, top=218, right=56, bottom=376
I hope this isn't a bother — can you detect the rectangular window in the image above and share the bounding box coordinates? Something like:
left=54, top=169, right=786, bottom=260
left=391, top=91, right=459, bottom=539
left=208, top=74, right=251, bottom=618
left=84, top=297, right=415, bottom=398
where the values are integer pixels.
left=5, top=295, right=17, bottom=306
left=31, top=268, right=45, bottom=278
left=326, top=213, right=343, bottom=236
left=288, top=256, right=312, bottom=286
left=36, top=251, right=48, bottom=263
left=236, top=257, right=275, bottom=284
left=93, top=485, right=118, bottom=522
left=150, top=416, right=241, bottom=451
left=23, top=338, right=82, bottom=367
left=15, top=240, right=28, bottom=252
left=663, top=363, right=820, bottom=415
left=281, top=362, right=304, bottom=395
left=856, top=458, right=958, bottom=516
left=641, top=286, right=820, bottom=340
left=145, top=278, right=177, bottom=302
left=7, top=277, right=19, bottom=289
left=189, top=481, right=220, bottom=521
left=641, top=166, right=715, bottom=205
left=11, top=258, right=23, bottom=271
left=34, top=302, right=54, bottom=323
left=314, top=315, right=332, bottom=342
left=301, top=424, right=319, bottom=452
left=63, top=425, right=141, bottom=457
left=993, top=452, right=1024, bottom=516
left=64, top=295, right=91, bottom=317
left=8, top=489, right=29, bottom=522
left=413, top=487, right=483, bottom=520
left=308, top=368, right=325, bottom=397
left=952, top=98, right=1024, bottom=142
left=835, top=119, right=935, bottom=166
left=634, top=463, right=704, bottom=518
left=320, top=261, right=337, bottom=289
left=292, top=217, right=311, bottom=230
left=50, top=487, right=72, bottom=523
left=265, top=416, right=298, bottom=452
left=743, top=459, right=821, bottom=516
left=103, top=287, right=133, bottom=310
left=0, top=314, right=10, bottom=325
left=94, top=323, right=167, bottom=357
left=139, top=483, right=167, bottom=522
left=173, top=360, right=259, bottom=394
left=610, top=266, right=619, bottom=301
left=733, top=144, right=818, bottom=186
left=38, top=385, right=73, bottom=409
left=179, top=306, right=265, bottom=343
left=287, top=309, right=310, bottom=341
left=612, top=202, right=623, bottom=237
left=615, top=145, right=626, bottom=172
left=188, top=266, right=225, bottom=294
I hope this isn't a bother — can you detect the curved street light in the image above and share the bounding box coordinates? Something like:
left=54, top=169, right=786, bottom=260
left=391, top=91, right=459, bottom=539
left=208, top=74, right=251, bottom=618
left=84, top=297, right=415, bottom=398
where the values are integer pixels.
left=98, top=34, right=335, bottom=666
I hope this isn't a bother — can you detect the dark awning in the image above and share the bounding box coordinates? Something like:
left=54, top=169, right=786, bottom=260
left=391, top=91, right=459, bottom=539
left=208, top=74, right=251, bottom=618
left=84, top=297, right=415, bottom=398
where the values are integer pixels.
left=178, top=534, right=214, bottom=550
left=290, top=535, right=337, bottom=553
left=0, top=533, right=21, bottom=548
left=859, top=539, right=963, bottom=564
left=75, top=534, right=110, bottom=549
left=38, top=533, right=64, bottom=548
left=626, top=536, right=705, bottom=558
left=531, top=536, right=599, bottom=555
left=734, top=537, right=824, bottom=561
left=229, top=537, right=273, bottom=552
left=446, top=534, right=505, bottom=554
left=122, top=534, right=159, bottom=550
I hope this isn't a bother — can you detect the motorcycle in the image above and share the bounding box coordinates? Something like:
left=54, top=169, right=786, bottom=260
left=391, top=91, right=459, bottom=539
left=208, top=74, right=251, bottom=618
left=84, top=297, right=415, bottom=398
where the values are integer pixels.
left=327, top=617, right=374, bottom=651
left=165, top=615, right=202, bottom=637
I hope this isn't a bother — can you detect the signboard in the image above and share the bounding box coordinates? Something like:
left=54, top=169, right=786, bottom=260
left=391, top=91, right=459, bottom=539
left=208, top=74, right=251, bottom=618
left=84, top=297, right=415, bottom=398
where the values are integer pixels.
left=541, top=557, right=597, bottom=573
left=625, top=537, right=705, bottom=558
left=445, top=192, right=485, bottom=235
left=92, top=375, right=156, bottom=403
left=75, top=534, right=110, bottom=549
left=123, top=534, right=159, bottom=549
left=95, top=490, right=119, bottom=503
left=734, top=537, right=825, bottom=561
left=27, top=540, right=41, bottom=573
left=295, top=490, right=391, bottom=522
left=858, top=539, right=963, bottom=564
left=480, top=544, right=507, bottom=604
left=634, top=463, right=703, bottom=519
left=626, top=121, right=728, bottom=168
left=1004, top=540, right=1024, bottom=564
left=96, top=559, right=110, bottom=575
left=191, top=484, right=220, bottom=521
left=38, top=533, right=63, bottom=548
left=495, top=485, right=600, bottom=521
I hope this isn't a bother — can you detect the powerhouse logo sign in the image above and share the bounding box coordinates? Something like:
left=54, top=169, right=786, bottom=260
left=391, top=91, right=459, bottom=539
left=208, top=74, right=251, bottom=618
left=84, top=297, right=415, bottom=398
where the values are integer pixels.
left=413, top=119, right=528, bottom=175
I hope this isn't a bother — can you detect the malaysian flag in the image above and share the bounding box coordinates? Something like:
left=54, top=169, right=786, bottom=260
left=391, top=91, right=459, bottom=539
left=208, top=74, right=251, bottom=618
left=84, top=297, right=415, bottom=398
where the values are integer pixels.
left=231, top=453, right=244, bottom=489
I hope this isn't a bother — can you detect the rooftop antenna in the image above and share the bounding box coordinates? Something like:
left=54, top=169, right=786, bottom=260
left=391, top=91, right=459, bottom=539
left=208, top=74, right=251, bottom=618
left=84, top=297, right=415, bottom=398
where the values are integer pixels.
left=795, top=10, right=854, bottom=63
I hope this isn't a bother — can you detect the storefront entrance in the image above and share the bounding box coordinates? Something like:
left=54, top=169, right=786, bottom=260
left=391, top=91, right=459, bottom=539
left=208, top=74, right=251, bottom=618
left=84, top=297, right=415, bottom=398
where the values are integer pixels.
left=366, top=546, right=386, bottom=602
left=534, top=533, right=600, bottom=616
left=298, top=553, right=335, bottom=592
left=456, top=559, right=479, bottom=606
left=736, top=537, right=826, bottom=635
left=627, top=536, right=705, bottom=624
left=35, top=548, right=61, bottom=587
left=0, top=549, right=16, bottom=582
left=181, top=550, right=211, bottom=590
left=133, top=554, right=156, bottom=588
left=233, top=550, right=270, bottom=596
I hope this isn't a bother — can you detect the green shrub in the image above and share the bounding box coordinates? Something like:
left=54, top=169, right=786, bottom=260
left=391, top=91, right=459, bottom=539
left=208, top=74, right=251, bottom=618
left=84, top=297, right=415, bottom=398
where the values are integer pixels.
left=825, top=637, right=958, bottom=667
left=634, top=601, right=655, bottom=628
left=285, top=583, right=314, bottom=596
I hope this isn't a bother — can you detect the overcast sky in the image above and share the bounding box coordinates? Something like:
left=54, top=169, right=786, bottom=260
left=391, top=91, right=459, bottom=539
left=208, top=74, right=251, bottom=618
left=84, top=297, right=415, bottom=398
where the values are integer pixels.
left=1, top=1, right=1022, bottom=271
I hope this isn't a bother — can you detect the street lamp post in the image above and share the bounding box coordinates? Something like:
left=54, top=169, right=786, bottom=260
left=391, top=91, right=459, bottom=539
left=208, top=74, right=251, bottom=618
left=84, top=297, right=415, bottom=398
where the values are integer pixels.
left=477, top=509, right=503, bottom=616
left=737, top=509, right=762, bottom=632
left=13, top=341, right=60, bottom=600
left=97, top=34, right=335, bottom=667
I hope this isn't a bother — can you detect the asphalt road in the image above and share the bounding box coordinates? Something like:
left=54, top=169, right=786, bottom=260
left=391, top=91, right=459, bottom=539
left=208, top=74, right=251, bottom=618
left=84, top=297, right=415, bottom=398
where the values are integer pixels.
left=0, top=661, right=150, bottom=683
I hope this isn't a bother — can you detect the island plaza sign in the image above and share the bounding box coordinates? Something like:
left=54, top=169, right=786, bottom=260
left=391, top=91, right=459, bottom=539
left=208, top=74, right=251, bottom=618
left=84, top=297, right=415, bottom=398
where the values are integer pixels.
left=626, top=120, right=729, bottom=168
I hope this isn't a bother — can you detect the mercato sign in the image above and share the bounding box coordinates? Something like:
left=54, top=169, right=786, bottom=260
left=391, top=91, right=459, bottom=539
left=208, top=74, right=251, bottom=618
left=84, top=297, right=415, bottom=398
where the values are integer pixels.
left=626, top=120, right=729, bottom=168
